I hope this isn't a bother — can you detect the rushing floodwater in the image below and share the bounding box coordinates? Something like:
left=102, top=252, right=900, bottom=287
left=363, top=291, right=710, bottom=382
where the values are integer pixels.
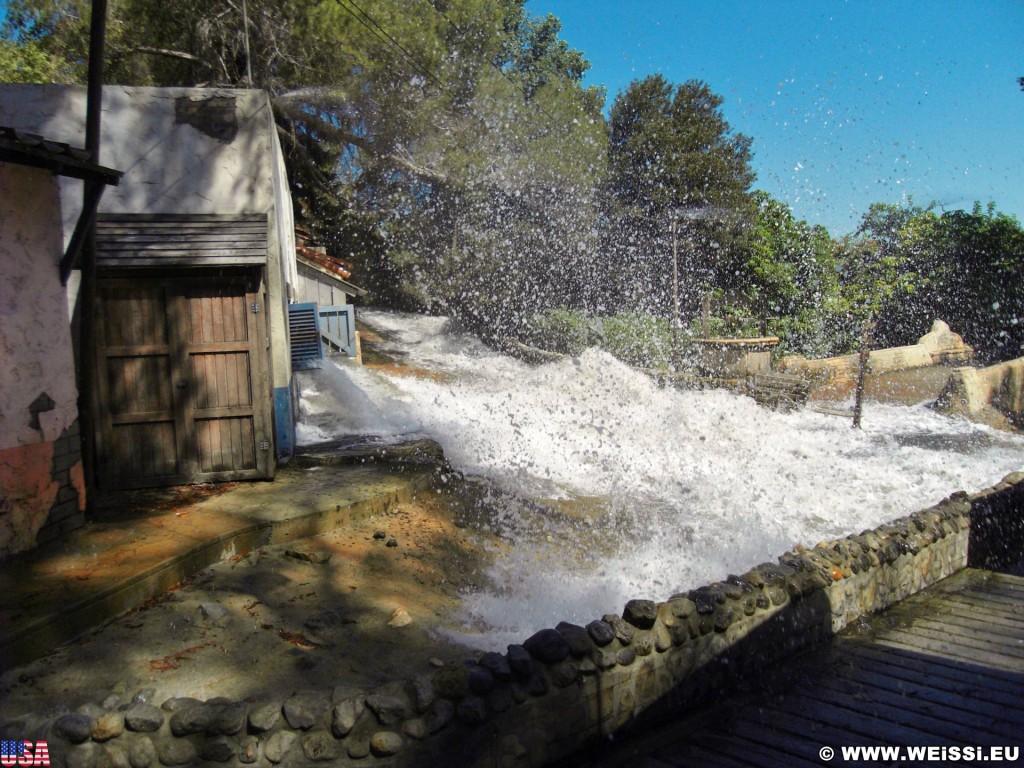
left=297, top=310, right=1024, bottom=650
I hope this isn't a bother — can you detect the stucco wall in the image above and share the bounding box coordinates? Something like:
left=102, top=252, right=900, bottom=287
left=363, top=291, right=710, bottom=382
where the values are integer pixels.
left=0, top=84, right=297, bottom=457
left=0, top=163, right=86, bottom=558
left=778, top=322, right=974, bottom=401
left=0, top=86, right=277, bottom=223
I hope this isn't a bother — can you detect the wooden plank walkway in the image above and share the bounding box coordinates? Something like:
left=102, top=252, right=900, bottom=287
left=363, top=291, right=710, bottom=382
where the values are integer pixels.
left=578, top=568, right=1024, bottom=767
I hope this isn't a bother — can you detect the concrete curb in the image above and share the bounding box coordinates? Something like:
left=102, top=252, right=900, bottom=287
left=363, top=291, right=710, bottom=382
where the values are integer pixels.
left=0, top=469, right=435, bottom=672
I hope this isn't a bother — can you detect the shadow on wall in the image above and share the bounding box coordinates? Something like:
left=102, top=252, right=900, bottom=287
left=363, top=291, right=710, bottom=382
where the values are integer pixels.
left=968, top=478, right=1024, bottom=574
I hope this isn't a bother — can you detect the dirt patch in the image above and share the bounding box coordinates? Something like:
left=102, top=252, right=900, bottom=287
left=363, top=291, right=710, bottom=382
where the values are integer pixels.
left=364, top=359, right=452, bottom=382
left=92, top=481, right=238, bottom=521
left=359, top=321, right=453, bottom=383
left=0, top=488, right=503, bottom=718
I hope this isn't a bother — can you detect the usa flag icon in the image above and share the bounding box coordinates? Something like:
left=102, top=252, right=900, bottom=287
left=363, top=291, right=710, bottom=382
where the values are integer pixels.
left=1, top=740, right=48, bottom=767
left=0, top=743, right=23, bottom=760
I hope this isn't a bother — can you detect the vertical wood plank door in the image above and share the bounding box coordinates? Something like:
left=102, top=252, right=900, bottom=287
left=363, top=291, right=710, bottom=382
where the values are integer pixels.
left=95, top=276, right=274, bottom=489
left=95, top=281, right=179, bottom=486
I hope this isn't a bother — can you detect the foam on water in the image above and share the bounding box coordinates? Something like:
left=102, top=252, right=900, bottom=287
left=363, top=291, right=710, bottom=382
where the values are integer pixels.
left=299, top=310, right=1024, bottom=649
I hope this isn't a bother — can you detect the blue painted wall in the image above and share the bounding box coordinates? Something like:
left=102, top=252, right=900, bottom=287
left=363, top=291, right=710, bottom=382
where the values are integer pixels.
left=273, top=386, right=294, bottom=458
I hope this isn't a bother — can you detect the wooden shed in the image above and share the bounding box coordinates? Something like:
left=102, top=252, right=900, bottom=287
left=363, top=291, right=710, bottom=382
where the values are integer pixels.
left=92, top=214, right=275, bottom=488
left=0, top=85, right=300, bottom=493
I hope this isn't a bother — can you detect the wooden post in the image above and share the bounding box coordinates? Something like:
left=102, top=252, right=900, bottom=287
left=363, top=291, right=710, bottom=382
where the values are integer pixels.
left=852, top=319, right=875, bottom=429
left=78, top=0, right=107, bottom=508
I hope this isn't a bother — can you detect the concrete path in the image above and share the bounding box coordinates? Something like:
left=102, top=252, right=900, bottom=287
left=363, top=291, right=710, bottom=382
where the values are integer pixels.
left=0, top=463, right=434, bottom=671
left=574, top=568, right=1024, bottom=767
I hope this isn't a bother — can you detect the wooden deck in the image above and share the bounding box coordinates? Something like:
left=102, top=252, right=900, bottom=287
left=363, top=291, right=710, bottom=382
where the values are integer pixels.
left=576, top=568, right=1024, bottom=767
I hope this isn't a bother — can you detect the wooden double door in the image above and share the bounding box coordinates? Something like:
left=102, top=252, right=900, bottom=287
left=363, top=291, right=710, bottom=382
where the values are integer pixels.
left=95, top=275, right=274, bottom=489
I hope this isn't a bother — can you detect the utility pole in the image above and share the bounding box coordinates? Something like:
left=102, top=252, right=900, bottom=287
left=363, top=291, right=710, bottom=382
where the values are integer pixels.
left=670, top=215, right=682, bottom=371
left=78, top=0, right=107, bottom=511
left=241, top=0, right=254, bottom=87
left=852, top=318, right=875, bottom=429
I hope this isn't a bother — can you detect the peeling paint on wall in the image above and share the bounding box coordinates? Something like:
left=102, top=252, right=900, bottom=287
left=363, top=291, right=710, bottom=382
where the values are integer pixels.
left=0, top=442, right=59, bottom=559
left=0, top=160, right=86, bottom=558
left=0, top=419, right=86, bottom=558
left=174, top=95, right=238, bottom=141
left=0, top=163, right=80, bottom=452
left=69, top=458, right=86, bottom=512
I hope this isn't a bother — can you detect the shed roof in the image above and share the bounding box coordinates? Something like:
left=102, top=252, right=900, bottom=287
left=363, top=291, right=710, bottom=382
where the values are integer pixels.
left=0, top=125, right=121, bottom=184
left=95, top=213, right=267, bottom=268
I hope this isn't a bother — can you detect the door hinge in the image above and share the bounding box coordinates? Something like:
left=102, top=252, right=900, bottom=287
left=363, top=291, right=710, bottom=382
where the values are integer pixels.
left=259, top=440, right=271, bottom=451
left=251, top=302, right=261, bottom=314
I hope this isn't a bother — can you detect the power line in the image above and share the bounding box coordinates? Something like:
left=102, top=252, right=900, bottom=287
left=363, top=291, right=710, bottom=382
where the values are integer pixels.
left=333, top=0, right=449, bottom=94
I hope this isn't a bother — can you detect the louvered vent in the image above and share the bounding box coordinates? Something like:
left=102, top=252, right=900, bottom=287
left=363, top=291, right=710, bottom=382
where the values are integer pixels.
left=288, top=302, right=323, bottom=370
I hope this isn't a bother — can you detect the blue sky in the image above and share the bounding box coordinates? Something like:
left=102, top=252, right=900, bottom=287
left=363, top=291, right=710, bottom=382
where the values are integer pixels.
left=526, top=1, right=1024, bottom=236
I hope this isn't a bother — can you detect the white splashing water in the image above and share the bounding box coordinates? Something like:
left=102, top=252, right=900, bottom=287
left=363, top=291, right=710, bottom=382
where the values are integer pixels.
left=298, top=310, right=1024, bottom=650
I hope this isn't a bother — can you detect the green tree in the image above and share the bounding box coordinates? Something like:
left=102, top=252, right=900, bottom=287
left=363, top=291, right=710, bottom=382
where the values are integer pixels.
left=840, top=200, right=1024, bottom=363
left=604, top=75, right=755, bottom=318
left=496, top=7, right=590, bottom=101
left=836, top=201, right=936, bottom=350
left=0, top=1, right=77, bottom=82
left=933, top=204, right=1024, bottom=362
left=0, top=37, right=66, bottom=82
left=733, top=191, right=839, bottom=355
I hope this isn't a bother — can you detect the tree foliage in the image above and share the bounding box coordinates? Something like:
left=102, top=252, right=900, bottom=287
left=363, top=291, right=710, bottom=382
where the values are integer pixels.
left=1, top=0, right=607, bottom=338
left=603, top=75, right=756, bottom=318
left=6, top=2, right=1021, bottom=365
left=0, top=36, right=67, bottom=82
left=0, top=1, right=78, bottom=82
left=730, top=191, right=839, bottom=355
left=838, top=201, right=1024, bottom=363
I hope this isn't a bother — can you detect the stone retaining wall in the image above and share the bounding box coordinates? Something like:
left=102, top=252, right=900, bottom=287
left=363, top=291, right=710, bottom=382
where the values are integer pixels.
left=4, top=473, right=1022, bottom=768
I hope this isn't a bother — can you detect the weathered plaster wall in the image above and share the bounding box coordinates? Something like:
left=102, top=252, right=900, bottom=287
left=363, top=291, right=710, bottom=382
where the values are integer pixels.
left=0, top=84, right=298, bottom=457
left=0, top=163, right=85, bottom=558
left=780, top=322, right=976, bottom=402
left=6, top=472, right=1021, bottom=767
left=780, top=344, right=935, bottom=390
left=693, top=337, right=777, bottom=378
left=0, top=86, right=277, bottom=223
left=935, top=357, right=1024, bottom=427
